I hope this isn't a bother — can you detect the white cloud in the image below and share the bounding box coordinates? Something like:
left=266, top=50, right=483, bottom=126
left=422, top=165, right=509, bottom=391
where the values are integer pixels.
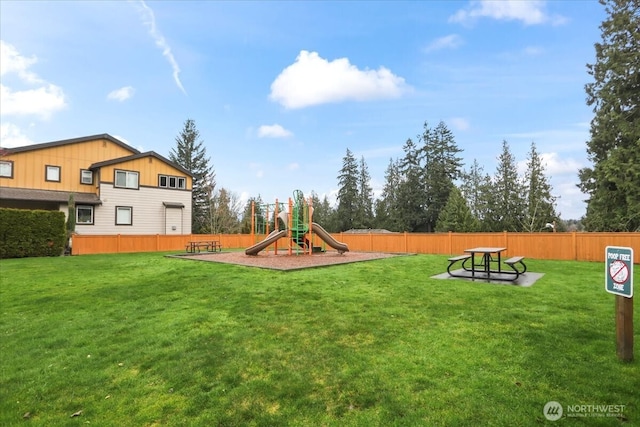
left=1, top=84, right=66, bottom=119
left=424, top=34, right=464, bottom=53
left=258, top=124, right=293, bottom=138
left=287, top=163, right=299, bottom=171
left=450, top=117, right=470, bottom=131
left=450, top=1, right=566, bottom=26
left=516, top=151, right=582, bottom=177
left=135, top=1, right=186, bottom=94
left=0, top=41, right=66, bottom=119
left=0, top=122, right=34, bottom=148
left=0, top=40, right=40, bottom=84
left=107, top=86, right=135, bottom=101
left=539, top=152, right=583, bottom=176
left=269, top=50, right=410, bottom=109
left=554, top=179, right=586, bottom=219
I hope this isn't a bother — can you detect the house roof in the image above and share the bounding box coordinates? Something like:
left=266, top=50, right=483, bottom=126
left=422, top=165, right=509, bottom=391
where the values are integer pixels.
left=0, top=188, right=102, bottom=205
left=90, top=151, right=193, bottom=177
left=2, top=134, right=140, bottom=155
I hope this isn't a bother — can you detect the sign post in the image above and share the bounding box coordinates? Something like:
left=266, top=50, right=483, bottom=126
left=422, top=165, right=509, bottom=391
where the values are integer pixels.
left=605, top=246, right=634, bottom=362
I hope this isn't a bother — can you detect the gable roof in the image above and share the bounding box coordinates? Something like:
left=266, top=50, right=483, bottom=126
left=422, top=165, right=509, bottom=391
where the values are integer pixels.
left=3, top=134, right=140, bottom=155
left=90, top=151, right=193, bottom=177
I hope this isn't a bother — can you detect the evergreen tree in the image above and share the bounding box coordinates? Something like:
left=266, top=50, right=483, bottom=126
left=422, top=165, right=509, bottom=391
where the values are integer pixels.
left=309, top=191, right=336, bottom=231
left=396, top=138, right=426, bottom=231
left=419, top=121, right=464, bottom=232
left=239, top=195, right=265, bottom=234
left=210, top=187, right=241, bottom=233
left=460, top=159, right=493, bottom=229
left=355, top=156, right=374, bottom=229
left=374, top=158, right=401, bottom=231
left=335, top=148, right=359, bottom=231
left=579, top=0, right=640, bottom=231
left=521, top=142, right=558, bottom=232
left=170, top=119, right=215, bottom=234
left=488, top=141, right=525, bottom=231
left=435, top=186, right=479, bottom=232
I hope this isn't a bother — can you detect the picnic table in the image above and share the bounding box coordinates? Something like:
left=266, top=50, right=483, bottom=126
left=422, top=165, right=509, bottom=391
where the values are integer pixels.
left=447, top=247, right=526, bottom=282
left=185, top=240, right=222, bottom=254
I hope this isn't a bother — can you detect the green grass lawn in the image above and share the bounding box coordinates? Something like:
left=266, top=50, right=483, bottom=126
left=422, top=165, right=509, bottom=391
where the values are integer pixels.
left=1, top=252, right=638, bottom=426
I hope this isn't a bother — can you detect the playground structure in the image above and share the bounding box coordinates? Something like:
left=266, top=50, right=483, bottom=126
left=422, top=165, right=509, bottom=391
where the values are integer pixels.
left=245, top=190, right=349, bottom=256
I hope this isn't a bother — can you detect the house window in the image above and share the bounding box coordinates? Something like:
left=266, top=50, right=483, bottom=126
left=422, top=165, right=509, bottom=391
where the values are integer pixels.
left=80, top=169, right=93, bottom=185
left=116, top=206, right=132, bottom=225
left=46, top=165, right=61, bottom=182
left=115, top=170, right=139, bottom=189
left=159, top=174, right=187, bottom=189
left=0, top=160, right=13, bottom=178
left=76, top=205, right=94, bottom=225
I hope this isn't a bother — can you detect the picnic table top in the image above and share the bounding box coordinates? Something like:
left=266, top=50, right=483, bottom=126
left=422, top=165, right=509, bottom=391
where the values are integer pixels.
left=464, top=247, right=507, bottom=253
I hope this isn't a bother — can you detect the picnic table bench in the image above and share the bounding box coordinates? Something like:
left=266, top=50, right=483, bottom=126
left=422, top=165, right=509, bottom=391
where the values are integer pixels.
left=504, top=256, right=527, bottom=276
left=447, top=247, right=527, bottom=282
left=185, top=240, right=222, bottom=253
left=447, top=254, right=472, bottom=275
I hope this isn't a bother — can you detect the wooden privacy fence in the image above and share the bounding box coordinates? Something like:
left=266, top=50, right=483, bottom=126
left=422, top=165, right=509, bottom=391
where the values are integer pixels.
left=71, top=232, right=639, bottom=263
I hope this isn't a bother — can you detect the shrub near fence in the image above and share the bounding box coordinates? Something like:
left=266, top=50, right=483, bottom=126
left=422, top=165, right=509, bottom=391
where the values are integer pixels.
left=70, top=232, right=640, bottom=263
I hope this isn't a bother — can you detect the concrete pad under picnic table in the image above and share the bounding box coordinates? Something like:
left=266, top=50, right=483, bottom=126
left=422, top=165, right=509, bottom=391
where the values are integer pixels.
left=431, top=269, right=544, bottom=287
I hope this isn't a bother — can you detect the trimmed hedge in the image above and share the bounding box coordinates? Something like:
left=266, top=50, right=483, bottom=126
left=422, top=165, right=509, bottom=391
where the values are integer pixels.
left=0, top=208, right=66, bottom=259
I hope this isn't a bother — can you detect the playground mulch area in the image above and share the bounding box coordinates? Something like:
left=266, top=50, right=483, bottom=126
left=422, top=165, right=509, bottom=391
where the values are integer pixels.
left=172, top=250, right=406, bottom=271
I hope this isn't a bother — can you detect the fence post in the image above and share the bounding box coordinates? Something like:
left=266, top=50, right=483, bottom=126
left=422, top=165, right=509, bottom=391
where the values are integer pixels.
left=448, top=231, right=452, bottom=255
left=572, top=231, right=577, bottom=261
left=404, top=231, right=408, bottom=253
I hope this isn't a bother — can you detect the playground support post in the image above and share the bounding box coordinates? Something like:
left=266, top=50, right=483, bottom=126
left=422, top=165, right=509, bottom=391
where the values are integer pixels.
left=250, top=201, right=255, bottom=241
left=288, top=197, right=293, bottom=255
left=308, top=196, right=313, bottom=254
left=273, top=199, right=279, bottom=255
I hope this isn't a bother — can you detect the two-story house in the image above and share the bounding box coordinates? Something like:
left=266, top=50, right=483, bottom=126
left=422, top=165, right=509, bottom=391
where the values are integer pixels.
left=0, top=134, right=192, bottom=235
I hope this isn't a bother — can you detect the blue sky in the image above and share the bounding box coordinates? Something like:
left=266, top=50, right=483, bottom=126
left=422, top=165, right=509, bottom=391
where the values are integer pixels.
left=1, top=1, right=605, bottom=220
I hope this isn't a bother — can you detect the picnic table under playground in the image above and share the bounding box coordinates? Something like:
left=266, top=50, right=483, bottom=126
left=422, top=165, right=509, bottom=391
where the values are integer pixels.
left=185, top=240, right=222, bottom=254
left=447, top=247, right=527, bottom=282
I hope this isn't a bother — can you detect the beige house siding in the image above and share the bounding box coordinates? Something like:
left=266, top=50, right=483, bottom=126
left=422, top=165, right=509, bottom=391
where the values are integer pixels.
left=75, top=184, right=192, bottom=235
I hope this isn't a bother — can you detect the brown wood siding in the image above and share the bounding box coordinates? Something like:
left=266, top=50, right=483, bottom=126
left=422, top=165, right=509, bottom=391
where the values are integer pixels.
left=71, top=232, right=640, bottom=263
left=0, top=138, right=135, bottom=192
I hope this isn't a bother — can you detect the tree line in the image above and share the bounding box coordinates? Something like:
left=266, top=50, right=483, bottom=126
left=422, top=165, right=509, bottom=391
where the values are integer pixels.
left=321, top=121, right=559, bottom=233
left=170, top=0, right=638, bottom=234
